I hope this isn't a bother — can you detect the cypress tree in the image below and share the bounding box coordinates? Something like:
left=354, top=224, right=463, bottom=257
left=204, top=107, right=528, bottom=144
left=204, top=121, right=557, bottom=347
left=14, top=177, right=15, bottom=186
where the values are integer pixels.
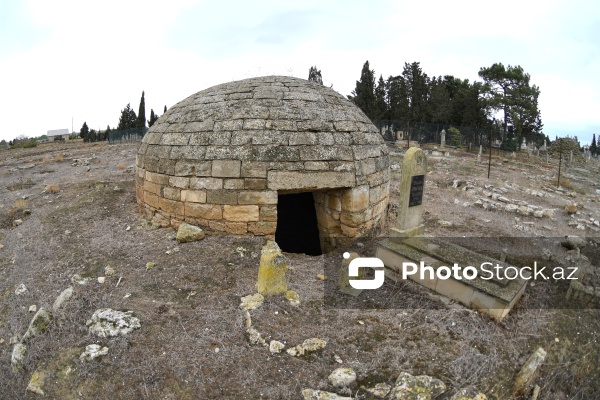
left=137, top=91, right=146, bottom=129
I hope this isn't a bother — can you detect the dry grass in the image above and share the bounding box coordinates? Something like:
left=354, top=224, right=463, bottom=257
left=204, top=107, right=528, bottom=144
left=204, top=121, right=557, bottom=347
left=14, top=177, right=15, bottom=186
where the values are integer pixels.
left=46, top=182, right=60, bottom=194
left=54, top=154, right=64, bottom=162
left=117, top=163, right=127, bottom=170
left=42, top=157, right=51, bottom=163
left=558, top=177, right=574, bottom=190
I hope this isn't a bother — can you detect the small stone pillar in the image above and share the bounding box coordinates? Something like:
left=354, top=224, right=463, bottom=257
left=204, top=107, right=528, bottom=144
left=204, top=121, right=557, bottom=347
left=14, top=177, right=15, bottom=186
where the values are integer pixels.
left=390, top=147, right=426, bottom=240
left=477, top=145, right=482, bottom=163
left=440, top=129, right=446, bottom=148
left=256, top=241, right=287, bottom=295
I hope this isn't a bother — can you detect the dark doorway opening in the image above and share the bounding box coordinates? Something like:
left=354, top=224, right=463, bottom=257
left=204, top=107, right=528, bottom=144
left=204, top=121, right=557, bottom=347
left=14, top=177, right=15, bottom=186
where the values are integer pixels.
left=275, top=192, right=322, bottom=256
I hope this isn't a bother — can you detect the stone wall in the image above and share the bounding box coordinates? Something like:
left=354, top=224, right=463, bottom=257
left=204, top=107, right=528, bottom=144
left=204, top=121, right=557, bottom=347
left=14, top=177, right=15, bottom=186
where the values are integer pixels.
left=135, top=76, right=390, bottom=245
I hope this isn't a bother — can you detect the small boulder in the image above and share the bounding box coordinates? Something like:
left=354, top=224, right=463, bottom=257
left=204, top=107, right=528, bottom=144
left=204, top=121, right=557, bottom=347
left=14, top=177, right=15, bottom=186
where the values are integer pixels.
left=513, top=347, right=546, bottom=397
left=239, top=293, right=264, bottom=310
left=86, top=309, right=140, bottom=338
left=53, top=286, right=74, bottom=312
left=450, top=386, right=487, bottom=400
left=80, top=344, right=109, bottom=361
left=328, top=367, right=357, bottom=388
left=561, top=236, right=586, bottom=250
left=256, top=241, right=287, bottom=295
left=26, top=370, right=46, bottom=395
left=11, top=342, right=27, bottom=371
left=287, top=338, right=327, bottom=357
left=388, top=372, right=446, bottom=400
left=302, top=389, right=352, bottom=400
left=15, top=283, right=27, bottom=295
left=176, top=223, right=205, bottom=243
left=23, top=308, right=52, bottom=341
left=269, top=340, right=285, bottom=354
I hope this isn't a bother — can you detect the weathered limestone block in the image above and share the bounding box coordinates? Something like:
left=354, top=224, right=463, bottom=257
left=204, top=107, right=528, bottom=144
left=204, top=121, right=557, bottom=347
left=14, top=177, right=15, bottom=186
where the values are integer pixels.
left=181, top=189, right=206, bottom=203
left=163, top=187, right=181, bottom=201
left=341, top=185, right=369, bottom=212
left=169, top=176, right=190, bottom=189
left=256, top=241, right=287, bottom=295
left=212, top=159, right=241, bottom=178
left=241, top=161, right=268, bottom=178
left=244, top=178, right=267, bottom=190
left=260, top=205, right=277, bottom=221
left=238, top=191, right=278, bottom=205
left=248, top=222, right=277, bottom=235
left=190, top=177, right=223, bottom=190
left=328, top=367, right=357, bottom=388
left=301, top=389, right=352, bottom=400
left=224, top=205, right=259, bottom=222
left=268, top=171, right=355, bottom=190
left=159, top=198, right=184, bottom=216
left=185, top=203, right=222, bottom=220
left=513, top=347, right=546, bottom=397
left=206, top=190, right=238, bottom=205
left=223, top=179, right=244, bottom=190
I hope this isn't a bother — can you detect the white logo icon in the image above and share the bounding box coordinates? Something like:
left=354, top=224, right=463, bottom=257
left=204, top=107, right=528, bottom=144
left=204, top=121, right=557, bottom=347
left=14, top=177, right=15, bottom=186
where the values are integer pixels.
left=345, top=252, right=385, bottom=290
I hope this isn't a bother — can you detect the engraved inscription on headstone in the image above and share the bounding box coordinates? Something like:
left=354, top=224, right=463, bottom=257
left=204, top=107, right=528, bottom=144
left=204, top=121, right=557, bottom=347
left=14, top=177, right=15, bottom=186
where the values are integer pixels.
left=408, top=175, right=424, bottom=207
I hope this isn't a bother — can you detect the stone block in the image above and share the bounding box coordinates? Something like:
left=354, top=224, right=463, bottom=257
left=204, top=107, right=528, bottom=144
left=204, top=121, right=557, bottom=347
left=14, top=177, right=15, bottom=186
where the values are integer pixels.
left=341, top=185, right=370, bottom=212
left=244, top=178, right=267, bottom=190
left=212, top=160, right=241, bottom=178
left=224, top=179, right=245, bottom=190
left=248, top=221, right=277, bottom=235
left=185, top=203, right=222, bottom=220
left=169, top=176, right=190, bottom=189
left=326, top=194, right=342, bottom=212
left=143, top=180, right=162, bottom=196
left=224, top=222, right=248, bottom=235
left=243, top=119, right=266, bottom=130
left=145, top=171, right=169, bottom=185
left=260, top=206, right=277, bottom=221
left=304, top=161, right=329, bottom=171
left=241, top=161, right=268, bottom=178
left=299, top=146, right=354, bottom=161
left=207, top=190, right=238, bottom=205
left=181, top=190, right=206, bottom=203
left=163, top=187, right=181, bottom=201
left=267, top=171, right=355, bottom=190
left=238, top=191, right=278, bottom=205
left=434, top=277, right=475, bottom=306
left=144, top=192, right=160, bottom=209
left=190, top=177, right=223, bottom=190
left=159, top=198, right=184, bottom=216
left=223, top=205, right=260, bottom=222
left=288, top=132, right=317, bottom=145
left=340, top=209, right=372, bottom=227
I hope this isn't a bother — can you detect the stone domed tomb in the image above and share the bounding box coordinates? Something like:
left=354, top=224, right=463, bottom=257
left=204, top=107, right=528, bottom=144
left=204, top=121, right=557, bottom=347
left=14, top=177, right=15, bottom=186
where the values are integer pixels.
left=136, top=76, right=390, bottom=254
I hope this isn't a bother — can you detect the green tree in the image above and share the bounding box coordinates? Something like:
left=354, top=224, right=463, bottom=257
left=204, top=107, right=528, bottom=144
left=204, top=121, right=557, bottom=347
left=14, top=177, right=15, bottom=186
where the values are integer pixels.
left=591, top=134, right=598, bottom=156
left=80, top=122, right=89, bottom=139
left=308, top=66, right=323, bottom=85
left=428, top=76, right=450, bottom=124
left=137, top=91, right=146, bottom=129
left=478, top=63, right=542, bottom=140
left=117, top=103, right=138, bottom=131
left=148, top=109, right=160, bottom=127
left=350, top=61, right=377, bottom=120
left=402, top=62, right=430, bottom=122
left=164, top=105, right=167, bottom=113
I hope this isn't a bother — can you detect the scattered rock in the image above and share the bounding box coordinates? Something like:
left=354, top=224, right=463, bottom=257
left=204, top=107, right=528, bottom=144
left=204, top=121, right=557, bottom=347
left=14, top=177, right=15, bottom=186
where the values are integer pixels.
left=513, top=347, right=546, bottom=397
left=86, top=309, right=141, bottom=338
left=269, top=340, right=285, bottom=354
left=71, top=274, right=90, bottom=285
left=285, top=290, right=300, bottom=306
left=301, top=389, right=352, bottom=400
left=256, top=241, right=287, bottom=295
left=176, top=223, right=206, bottom=243
left=565, top=203, right=577, bottom=215
left=23, top=307, right=52, bottom=341
left=15, top=283, right=27, bottom=295
left=245, top=310, right=252, bottom=328
left=438, top=220, right=453, bottom=227
left=328, top=367, right=357, bottom=388
left=240, top=293, right=264, bottom=310
left=388, top=372, right=446, bottom=400
left=333, top=354, right=343, bottom=364
left=26, top=370, right=46, bottom=395
left=105, top=266, right=115, bottom=276
left=541, top=249, right=555, bottom=262
left=146, top=262, right=155, bottom=270
left=246, top=327, right=267, bottom=347
left=28, top=305, right=37, bottom=313
left=316, top=274, right=327, bottom=281
left=80, top=344, right=109, bottom=361
left=52, top=286, right=74, bottom=312
left=11, top=342, right=27, bottom=371
left=561, top=236, right=586, bottom=250
left=363, top=383, right=393, bottom=398
left=13, top=219, right=23, bottom=226
left=97, top=276, right=106, bottom=284
left=450, top=386, right=487, bottom=399
left=286, top=338, right=327, bottom=357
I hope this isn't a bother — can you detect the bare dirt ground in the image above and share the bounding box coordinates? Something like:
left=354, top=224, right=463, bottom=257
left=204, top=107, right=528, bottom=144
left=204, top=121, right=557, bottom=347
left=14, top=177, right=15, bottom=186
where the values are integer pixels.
left=0, top=141, right=598, bottom=399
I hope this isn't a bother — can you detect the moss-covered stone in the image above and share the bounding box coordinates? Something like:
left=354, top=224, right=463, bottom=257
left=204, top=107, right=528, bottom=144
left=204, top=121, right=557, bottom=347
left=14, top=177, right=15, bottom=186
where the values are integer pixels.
left=256, top=241, right=287, bottom=295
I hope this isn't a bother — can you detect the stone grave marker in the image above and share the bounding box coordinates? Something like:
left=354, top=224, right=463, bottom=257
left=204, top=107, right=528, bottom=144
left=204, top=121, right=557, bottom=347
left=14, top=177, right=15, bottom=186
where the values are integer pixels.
left=440, top=129, right=446, bottom=148
left=390, top=147, right=426, bottom=240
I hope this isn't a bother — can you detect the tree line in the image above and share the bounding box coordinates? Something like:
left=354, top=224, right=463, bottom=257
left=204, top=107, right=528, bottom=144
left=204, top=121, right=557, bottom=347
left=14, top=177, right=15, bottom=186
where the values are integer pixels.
left=79, top=91, right=166, bottom=142
left=309, top=61, right=548, bottom=151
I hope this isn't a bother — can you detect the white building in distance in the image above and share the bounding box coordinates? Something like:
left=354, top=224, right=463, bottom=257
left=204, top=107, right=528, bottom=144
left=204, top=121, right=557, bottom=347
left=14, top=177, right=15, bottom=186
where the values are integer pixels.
left=47, top=128, right=70, bottom=141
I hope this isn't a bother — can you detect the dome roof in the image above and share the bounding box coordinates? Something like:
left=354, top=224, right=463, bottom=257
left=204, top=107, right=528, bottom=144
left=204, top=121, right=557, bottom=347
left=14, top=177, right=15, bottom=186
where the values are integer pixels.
left=135, top=76, right=390, bottom=246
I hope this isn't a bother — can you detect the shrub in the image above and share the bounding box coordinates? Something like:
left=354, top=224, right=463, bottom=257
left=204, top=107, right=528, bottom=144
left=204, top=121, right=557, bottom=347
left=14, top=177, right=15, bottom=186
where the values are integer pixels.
left=54, top=154, right=64, bottom=162
left=46, top=183, right=60, bottom=194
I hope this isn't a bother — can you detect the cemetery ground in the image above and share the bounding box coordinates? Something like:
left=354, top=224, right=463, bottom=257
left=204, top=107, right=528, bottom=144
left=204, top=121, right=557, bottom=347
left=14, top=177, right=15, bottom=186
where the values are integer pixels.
left=0, top=141, right=598, bottom=399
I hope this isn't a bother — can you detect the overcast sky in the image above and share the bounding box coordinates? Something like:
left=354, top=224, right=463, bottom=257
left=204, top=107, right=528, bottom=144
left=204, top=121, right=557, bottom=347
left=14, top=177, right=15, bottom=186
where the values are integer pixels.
left=1, top=0, right=598, bottom=144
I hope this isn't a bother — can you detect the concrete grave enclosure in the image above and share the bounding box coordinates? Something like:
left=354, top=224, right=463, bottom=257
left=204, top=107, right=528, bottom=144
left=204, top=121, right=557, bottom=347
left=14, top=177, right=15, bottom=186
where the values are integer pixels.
left=135, top=76, right=390, bottom=253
